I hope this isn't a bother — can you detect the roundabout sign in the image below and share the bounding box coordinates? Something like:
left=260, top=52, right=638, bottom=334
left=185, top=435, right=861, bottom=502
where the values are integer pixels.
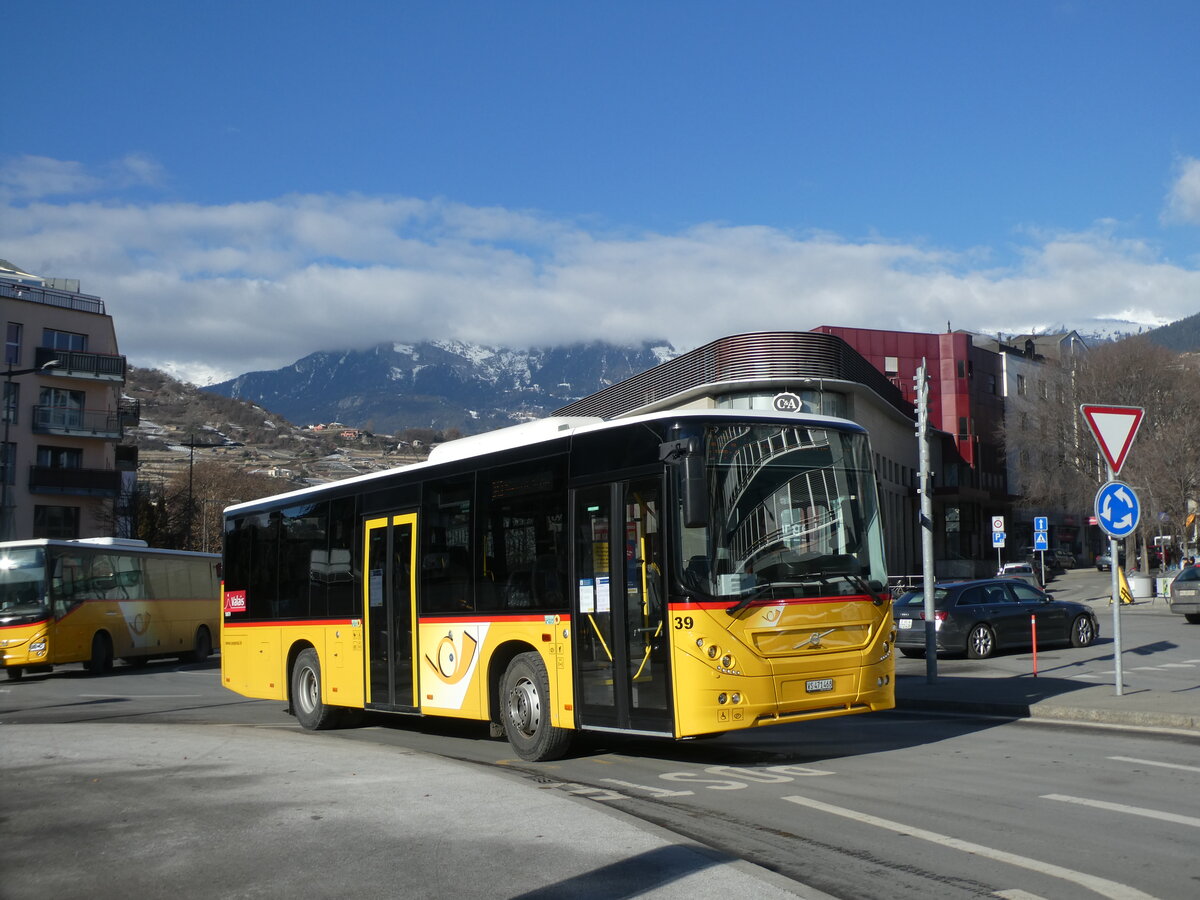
left=1094, top=480, right=1140, bottom=539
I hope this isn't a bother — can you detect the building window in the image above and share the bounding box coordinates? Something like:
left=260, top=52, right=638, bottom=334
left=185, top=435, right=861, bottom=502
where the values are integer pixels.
left=1016, top=374, right=1026, bottom=396
left=5, top=323, right=22, bottom=365
left=884, top=356, right=899, bottom=376
left=1, top=442, right=14, bottom=486
left=37, top=387, right=85, bottom=429
left=37, top=446, right=83, bottom=469
left=34, top=505, right=81, bottom=539
left=3, top=382, right=17, bottom=425
left=987, top=373, right=996, bottom=395
left=42, top=329, right=88, bottom=353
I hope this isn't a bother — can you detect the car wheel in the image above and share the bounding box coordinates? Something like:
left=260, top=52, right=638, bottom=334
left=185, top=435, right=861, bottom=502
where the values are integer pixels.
left=1185, top=613, right=1200, bottom=625
left=899, top=648, right=926, bottom=658
left=965, top=624, right=996, bottom=659
left=1070, top=614, right=1096, bottom=647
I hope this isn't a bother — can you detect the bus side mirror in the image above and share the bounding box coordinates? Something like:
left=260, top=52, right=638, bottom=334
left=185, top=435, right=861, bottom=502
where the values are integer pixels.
left=661, top=438, right=709, bottom=529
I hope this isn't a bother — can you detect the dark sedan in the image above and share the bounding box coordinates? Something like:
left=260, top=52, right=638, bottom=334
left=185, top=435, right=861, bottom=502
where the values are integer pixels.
left=893, top=578, right=1100, bottom=659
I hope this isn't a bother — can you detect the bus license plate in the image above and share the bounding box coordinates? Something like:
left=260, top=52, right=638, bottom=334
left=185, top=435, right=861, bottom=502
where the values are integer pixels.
left=806, top=678, right=834, bottom=693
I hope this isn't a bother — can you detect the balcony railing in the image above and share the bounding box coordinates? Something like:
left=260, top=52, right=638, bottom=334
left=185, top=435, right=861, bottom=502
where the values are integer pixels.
left=119, top=397, right=140, bottom=426
left=36, top=346, right=126, bottom=382
left=28, top=465, right=121, bottom=497
left=31, top=405, right=124, bottom=439
left=0, top=280, right=105, bottom=314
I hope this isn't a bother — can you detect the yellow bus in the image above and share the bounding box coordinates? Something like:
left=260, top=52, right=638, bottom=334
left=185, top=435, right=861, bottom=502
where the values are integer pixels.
left=0, top=538, right=221, bottom=680
left=220, top=409, right=895, bottom=760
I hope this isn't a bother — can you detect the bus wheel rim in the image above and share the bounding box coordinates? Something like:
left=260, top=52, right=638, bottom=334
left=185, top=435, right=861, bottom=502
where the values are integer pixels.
left=508, top=676, right=540, bottom=736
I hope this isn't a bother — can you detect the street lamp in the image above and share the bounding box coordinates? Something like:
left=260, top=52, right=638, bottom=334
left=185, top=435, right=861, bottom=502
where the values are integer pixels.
left=1, top=359, right=61, bottom=541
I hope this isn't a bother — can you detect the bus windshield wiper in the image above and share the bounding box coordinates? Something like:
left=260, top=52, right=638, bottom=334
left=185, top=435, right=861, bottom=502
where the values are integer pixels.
left=725, top=582, right=776, bottom=616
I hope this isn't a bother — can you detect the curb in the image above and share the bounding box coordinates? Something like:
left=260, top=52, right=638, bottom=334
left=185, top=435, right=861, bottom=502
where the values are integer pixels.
left=896, top=696, right=1200, bottom=732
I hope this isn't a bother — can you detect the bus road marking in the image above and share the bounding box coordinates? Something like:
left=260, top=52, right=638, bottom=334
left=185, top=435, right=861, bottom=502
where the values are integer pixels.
left=1108, top=755, right=1200, bottom=773
left=602, top=778, right=694, bottom=798
left=1043, top=793, right=1200, bottom=828
left=782, top=794, right=1156, bottom=900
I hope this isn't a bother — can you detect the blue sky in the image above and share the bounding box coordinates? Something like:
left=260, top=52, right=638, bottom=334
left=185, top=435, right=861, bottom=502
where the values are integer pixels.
left=5, top=0, right=1200, bottom=383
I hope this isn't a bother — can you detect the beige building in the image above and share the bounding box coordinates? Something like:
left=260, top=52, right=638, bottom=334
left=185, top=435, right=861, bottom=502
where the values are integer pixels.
left=1, top=261, right=137, bottom=540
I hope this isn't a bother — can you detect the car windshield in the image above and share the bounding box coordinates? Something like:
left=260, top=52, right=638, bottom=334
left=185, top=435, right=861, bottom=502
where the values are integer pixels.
left=1174, top=567, right=1200, bottom=584
left=674, top=422, right=886, bottom=607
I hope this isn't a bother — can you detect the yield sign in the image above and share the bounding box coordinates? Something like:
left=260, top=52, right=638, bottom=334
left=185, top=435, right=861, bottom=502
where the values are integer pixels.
left=1080, top=405, right=1144, bottom=475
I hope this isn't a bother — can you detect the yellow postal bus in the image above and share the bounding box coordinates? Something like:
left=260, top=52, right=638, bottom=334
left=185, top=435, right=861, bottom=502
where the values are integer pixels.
left=0, top=538, right=220, bottom=679
left=220, top=409, right=895, bottom=760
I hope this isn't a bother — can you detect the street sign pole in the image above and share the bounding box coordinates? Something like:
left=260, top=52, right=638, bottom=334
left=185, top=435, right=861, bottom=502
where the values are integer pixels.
left=1106, top=465, right=1124, bottom=696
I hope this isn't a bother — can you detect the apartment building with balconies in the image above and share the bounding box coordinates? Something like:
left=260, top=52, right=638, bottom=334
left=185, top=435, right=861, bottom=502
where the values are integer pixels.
left=1, top=260, right=138, bottom=539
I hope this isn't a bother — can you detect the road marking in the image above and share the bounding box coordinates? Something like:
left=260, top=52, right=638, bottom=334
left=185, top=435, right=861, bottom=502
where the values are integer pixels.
left=1043, top=793, right=1200, bottom=828
left=1108, top=755, right=1200, bottom=773
left=995, top=891, right=1049, bottom=900
left=1156, top=663, right=1195, bottom=668
left=782, top=795, right=1156, bottom=900
left=602, top=778, right=694, bottom=798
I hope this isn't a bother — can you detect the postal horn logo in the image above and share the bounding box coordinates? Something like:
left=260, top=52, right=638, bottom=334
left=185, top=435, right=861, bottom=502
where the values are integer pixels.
left=425, top=630, right=478, bottom=685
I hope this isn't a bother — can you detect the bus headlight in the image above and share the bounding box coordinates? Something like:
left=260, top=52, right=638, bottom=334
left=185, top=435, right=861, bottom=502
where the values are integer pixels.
left=30, top=641, right=47, bottom=656
left=707, top=645, right=720, bottom=659
left=721, top=654, right=733, bottom=668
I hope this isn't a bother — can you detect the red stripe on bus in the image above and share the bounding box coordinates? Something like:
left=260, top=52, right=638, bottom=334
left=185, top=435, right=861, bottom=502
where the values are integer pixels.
left=669, top=594, right=877, bottom=611
left=223, top=619, right=357, bottom=628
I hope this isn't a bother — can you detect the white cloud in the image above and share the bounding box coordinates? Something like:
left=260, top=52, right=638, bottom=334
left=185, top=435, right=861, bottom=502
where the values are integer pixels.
left=3, top=156, right=1199, bottom=384
left=1163, top=156, right=1200, bottom=225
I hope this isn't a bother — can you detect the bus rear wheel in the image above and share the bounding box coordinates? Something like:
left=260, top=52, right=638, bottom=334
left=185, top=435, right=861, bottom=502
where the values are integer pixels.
left=290, top=648, right=345, bottom=730
left=500, top=652, right=572, bottom=762
left=187, top=626, right=213, bottom=664
left=85, top=632, right=114, bottom=674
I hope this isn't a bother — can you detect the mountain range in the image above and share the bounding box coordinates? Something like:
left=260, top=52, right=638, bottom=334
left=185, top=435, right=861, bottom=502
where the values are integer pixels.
left=199, top=314, right=1200, bottom=438
left=204, top=340, right=675, bottom=434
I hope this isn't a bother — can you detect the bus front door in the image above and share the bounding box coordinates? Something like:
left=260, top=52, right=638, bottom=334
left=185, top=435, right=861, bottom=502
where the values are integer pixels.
left=364, top=513, right=418, bottom=711
left=573, top=478, right=673, bottom=736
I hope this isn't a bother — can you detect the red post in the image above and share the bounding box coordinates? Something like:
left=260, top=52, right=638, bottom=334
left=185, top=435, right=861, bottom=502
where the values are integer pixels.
left=1031, top=613, right=1038, bottom=677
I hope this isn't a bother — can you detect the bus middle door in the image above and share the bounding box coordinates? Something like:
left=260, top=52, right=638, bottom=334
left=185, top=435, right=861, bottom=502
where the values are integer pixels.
left=364, top=513, right=418, bottom=711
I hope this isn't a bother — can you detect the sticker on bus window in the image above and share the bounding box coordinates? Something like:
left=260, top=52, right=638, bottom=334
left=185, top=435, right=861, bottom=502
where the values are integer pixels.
left=579, top=578, right=595, bottom=613
left=224, top=589, right=247, bottom=614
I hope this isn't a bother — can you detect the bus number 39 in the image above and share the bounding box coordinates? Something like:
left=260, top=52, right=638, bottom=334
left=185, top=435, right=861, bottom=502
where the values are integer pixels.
left=674, top=616, right=694, bottom=630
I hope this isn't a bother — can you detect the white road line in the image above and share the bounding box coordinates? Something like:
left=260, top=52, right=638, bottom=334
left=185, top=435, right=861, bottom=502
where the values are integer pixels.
left=782, top=795, right=1156, bottom=900
left=1156, top=663, right=1196, bottom=668
left=1043, top=793, right=1200, bottom=828
left=995, top=891, right=1049, bottom=900
left=1108, top=755, right=1200, bottom=773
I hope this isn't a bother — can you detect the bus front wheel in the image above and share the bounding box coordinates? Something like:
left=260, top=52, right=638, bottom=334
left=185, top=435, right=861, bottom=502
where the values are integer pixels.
left=500, top=652, right=573, bottom=762
left=6, top=667, right=23, bottom=681
left=290, top=648, right=343, bottom=730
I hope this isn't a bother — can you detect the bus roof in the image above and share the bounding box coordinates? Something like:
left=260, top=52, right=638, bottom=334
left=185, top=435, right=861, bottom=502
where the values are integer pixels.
left=224, top=407, right=868, bottom=517
left=0, top=539, right=220, bottom=559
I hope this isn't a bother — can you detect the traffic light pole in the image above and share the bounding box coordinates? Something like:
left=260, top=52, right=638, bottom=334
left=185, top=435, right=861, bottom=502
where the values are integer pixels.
left=916, top=361, right=937, bottom=683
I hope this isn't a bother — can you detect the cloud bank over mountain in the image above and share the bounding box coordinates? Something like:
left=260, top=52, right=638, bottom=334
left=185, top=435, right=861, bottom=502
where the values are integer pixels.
left=4, top=153, right=1199, bottom=384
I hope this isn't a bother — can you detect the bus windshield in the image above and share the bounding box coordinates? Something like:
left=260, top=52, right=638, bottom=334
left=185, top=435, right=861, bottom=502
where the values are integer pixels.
left=0, top=548, right=49, bottom=624
left=676, top=423, right=886, bottom=608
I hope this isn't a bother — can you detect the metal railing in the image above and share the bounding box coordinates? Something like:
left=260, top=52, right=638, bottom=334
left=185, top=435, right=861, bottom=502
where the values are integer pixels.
left=28, top=465, right=121, bottom=496
left=0, top=280, right=105, bottom=314
left=31, top=405, right=124, bottom=438
left=36, top=346, right=126, bottom=380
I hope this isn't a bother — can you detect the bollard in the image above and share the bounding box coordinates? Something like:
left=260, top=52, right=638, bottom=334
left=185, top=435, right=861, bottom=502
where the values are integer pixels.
left=1031, top=614, right=1038, bottom=677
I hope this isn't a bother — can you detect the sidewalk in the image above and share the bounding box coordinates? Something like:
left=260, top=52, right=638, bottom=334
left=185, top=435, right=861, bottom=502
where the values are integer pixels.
left=894, top=568, right=1200, bottom=732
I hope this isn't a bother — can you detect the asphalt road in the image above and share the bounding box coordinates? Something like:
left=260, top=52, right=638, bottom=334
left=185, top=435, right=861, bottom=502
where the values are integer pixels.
left=3, top=575, right=1198, bottom=899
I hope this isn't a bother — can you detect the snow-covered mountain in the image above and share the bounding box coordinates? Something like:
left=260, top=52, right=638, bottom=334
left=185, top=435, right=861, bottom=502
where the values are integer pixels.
left=203, top=339, right=676, bottom=434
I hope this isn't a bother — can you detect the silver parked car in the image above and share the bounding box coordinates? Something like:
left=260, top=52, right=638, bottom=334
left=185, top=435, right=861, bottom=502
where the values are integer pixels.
left=997, top=562, right=1042, bottom=588
left=1168, top=566, right=1200, bottom=624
